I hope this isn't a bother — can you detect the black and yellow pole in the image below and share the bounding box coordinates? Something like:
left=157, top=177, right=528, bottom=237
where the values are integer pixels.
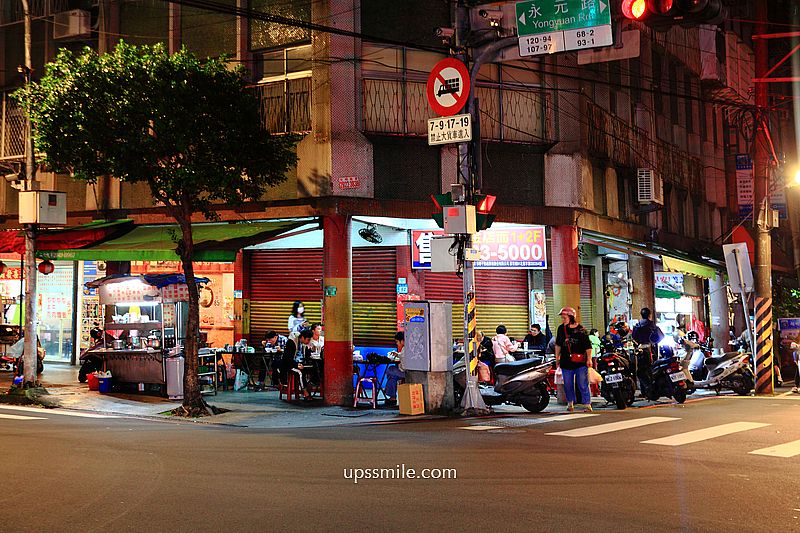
left=466, top=290, right=478, bottom=375
left=754, top=296, right=774, bottom=394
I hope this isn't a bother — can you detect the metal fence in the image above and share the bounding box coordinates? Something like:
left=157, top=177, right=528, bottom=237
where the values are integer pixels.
left=0, top=91, right=25, bottom=162
left=251, top=77, right=311, bottom=134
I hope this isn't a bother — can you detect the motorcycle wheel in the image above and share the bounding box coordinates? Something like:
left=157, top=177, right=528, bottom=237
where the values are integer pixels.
left=613, top=388, right=626, bottom=410
left=453, top=384, right=464, bottom=406
left=673, top=388, right=687, bottom=404
left=625, top=381, right=636, bottom=406
left=522, top=385, right=550, bottom=413
left=731, top=372, right=754, bottom=396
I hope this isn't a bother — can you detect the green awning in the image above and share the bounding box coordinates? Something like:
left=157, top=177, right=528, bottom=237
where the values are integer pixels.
left=655, top=288, right=682, bottom=299
left=38, top=220, right=311, bottom=262
left=661, top=256, right=717, bottom=280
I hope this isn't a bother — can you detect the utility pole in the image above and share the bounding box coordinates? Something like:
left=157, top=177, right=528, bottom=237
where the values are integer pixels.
left=753, top=0, right=773, bottom=395
left=454, top=2, right=487, bottom=414
left=20, top=0, right=38, bottom=388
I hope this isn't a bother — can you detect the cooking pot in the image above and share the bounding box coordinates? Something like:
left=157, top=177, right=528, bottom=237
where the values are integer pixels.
left=113, top=339, right=125, bottom=350
left=147, top=337, right=161, bottom=349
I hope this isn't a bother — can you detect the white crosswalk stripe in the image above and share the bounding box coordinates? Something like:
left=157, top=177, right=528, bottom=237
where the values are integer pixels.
left=0, top=405, right=118, bottom=418
left=0, top=413, right=46, bottom=420
left=546, top=416, right=680, bottom=437
left=748, top=439, right=800, bottom=458
left=641, top=422, right=770, bottom=446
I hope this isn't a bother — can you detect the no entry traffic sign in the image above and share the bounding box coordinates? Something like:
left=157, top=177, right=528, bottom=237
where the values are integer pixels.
left=426, top=58, right=470, bottom=117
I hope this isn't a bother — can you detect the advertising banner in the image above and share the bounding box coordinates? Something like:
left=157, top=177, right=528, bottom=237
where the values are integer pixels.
left=411, top=226, right=547, bottom=270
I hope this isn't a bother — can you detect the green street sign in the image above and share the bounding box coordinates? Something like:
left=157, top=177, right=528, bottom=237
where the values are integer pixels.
left=515, top=0, right=610, bottom=36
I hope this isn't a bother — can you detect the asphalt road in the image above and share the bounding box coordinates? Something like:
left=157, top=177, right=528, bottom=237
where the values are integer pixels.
left=0, top=397, right=798, bottom=533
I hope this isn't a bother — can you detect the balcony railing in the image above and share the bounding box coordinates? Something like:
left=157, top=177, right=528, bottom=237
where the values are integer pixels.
left=362, top=78, right=550, bottom=143
left=251, top=77, right=311, bottom=134
left=1, top=90, right=25, bottom=162
left=585, top=98, right=702, bottom=191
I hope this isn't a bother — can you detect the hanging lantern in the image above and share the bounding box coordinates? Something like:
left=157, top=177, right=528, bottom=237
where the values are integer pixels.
left=38, top=260, right=55, bottom=275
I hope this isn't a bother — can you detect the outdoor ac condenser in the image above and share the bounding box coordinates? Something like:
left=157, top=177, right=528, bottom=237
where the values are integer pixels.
left=53, top=10, right=91, bottom=40
left=637, top=168, right=664, bottom=205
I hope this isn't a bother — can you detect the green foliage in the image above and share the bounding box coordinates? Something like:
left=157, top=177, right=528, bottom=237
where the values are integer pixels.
left=15, top=42, right=297, bottom=221
left=774, top=285, right=800, bottom=321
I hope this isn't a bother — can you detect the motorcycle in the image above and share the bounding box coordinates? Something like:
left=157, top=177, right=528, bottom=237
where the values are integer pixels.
left=637, top=345, right=689, bottom=404
left=453, top=355, right=552, bottom=413
left=595, top=342, right=636, bottom=409
left=689, top=351, right=754, bottom=396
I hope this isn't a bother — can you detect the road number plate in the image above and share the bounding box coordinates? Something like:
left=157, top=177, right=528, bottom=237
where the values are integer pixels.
left=669, top=371, right=687, bottom=382
left=605, top=373, right=623, bottom=384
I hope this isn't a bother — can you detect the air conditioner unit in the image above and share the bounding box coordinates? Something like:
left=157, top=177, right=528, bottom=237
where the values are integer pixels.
left=53, top=10, right=90, bottom=40
left=637, top=168, right=664, bottom=205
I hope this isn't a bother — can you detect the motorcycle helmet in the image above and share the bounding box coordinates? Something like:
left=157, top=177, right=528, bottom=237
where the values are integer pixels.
left=686, top=330, right=699, bottom=342
left=659, top=345, right=675, bottom=359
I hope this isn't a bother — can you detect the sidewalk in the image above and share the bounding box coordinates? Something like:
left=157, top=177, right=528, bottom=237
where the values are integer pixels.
left=4, top=363, right=798, bottom=429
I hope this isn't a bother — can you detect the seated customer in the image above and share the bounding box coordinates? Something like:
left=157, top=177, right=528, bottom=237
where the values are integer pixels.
left=384, top=331, right=405, bottom=407
left=522, top=324, right=548, bottom=352
left=476, top=331, right=495, bottom=368
left=280, top=329, right=316, bottom=400
left=256, top=330, right=287, bottom=391
left=492, top=325, right=518, bottom=364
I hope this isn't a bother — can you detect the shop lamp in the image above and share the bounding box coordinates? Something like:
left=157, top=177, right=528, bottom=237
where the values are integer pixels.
left=37, top=260, right=55, bottom=275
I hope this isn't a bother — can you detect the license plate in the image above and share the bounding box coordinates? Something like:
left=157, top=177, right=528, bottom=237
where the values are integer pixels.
left=605, top=373, right=623, bottom=384
left=669, top=371, right=687, bottom=382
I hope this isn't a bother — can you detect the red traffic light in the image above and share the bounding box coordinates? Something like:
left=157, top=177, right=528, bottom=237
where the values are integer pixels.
left=621, top=0, right=647, bottom=20
left=476, top=194, right=496, bottom=213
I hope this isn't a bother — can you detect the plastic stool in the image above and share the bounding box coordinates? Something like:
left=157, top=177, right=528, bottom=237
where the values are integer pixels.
left=353, top=377, right=378, bottom=408
left=279, top=372, right=300, bottom=402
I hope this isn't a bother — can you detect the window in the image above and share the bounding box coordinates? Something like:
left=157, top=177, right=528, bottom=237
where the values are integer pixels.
left=250, top=0, right=311, bottom=50
left=684, top=72, right=694, bottom=134
left=254, top=45, right=312, bottom=133
left=182, top=0, right=236, bottom=58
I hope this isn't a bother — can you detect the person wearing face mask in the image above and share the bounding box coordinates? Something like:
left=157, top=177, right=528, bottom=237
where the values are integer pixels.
left=288, top=300, right=306, bottom=333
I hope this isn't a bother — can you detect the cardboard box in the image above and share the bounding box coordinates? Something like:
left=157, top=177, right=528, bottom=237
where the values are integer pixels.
left=398, top=383, right=425, bottom=415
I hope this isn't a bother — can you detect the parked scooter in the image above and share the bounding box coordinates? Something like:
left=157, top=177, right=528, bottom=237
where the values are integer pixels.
left=637, top=345, right=689, bottom=404
left=689, top=351, right=754, bottom=396
left=596, top=340, right=636, bottom=409
left=453, top=355, right=552, bottom=413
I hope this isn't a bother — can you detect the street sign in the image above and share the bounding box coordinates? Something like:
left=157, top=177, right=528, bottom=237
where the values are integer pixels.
left=723, top=243, right=754, bottom=294
left=516, top=0, right=612, bottom=57
left=426, top=58, right=470, bottom=117
left=427, top=113, right=472, bottom=145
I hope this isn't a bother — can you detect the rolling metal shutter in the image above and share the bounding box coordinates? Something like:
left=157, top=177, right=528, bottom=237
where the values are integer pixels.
left=352, top=248, right=397, bottom=346
left=422, top=269, right=528, bottom=340
left=249, top=248, right=397, bottom=346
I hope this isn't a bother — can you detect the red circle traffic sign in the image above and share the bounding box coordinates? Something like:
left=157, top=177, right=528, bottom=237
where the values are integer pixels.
left=426, top=57, right=470, bottom=117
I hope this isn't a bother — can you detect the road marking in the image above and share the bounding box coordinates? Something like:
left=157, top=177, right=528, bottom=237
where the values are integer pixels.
left=0, top=405, right=118, bottom=418
left=641, top=422, right=770, bottom=446
left=0, top=413, right=46, bottom=420
left=545, top=413, right=601, bottom=423
left=749, top=439, right=800, bottom=458
left=460, top=426, right=504, bottom=431
left=546, top=416, right=680, bottom=437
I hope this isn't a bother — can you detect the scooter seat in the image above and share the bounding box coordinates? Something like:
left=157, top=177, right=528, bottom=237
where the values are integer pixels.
left=705, top=352, right=742, bottom=366
left=494, top=357, right=544, bottom=376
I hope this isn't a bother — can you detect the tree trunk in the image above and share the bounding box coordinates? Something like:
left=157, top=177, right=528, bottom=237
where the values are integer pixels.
left=177, top=217, right=206, bottom=413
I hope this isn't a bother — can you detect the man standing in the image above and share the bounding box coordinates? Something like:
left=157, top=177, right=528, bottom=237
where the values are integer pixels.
left=632, top=308, right=664, bottom=346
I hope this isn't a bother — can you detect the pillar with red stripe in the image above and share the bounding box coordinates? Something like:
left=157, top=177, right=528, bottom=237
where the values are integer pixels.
left=551, top=225, right=581, bottom=322
left=323, top=214, right=353, bottom=406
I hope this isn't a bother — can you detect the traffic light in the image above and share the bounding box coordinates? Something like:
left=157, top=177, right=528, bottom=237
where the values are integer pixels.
left=430, top=192, right=453, bottom=229
left=473, top=193, right=497, bottom=231
left=620, top=0, right=724, bottom=28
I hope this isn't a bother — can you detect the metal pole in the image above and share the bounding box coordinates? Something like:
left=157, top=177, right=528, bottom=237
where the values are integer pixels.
left=753, top=0, right=773, bottom=395
left=733, top=248, right=754, bottom=351
left=21, top=0, right=38, bottom=388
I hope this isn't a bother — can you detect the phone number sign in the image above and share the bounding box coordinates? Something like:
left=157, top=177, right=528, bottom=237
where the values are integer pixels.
left=412, top=226, right=547, bottom=270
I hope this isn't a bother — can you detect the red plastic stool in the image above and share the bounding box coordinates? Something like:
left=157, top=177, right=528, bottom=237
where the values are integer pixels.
left=353, top=377, right=378, bottom=408
left=279, top=372, right=300, bottom=402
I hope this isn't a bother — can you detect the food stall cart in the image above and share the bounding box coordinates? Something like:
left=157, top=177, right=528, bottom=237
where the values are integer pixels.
left=85, top=274, right=210, bottom=393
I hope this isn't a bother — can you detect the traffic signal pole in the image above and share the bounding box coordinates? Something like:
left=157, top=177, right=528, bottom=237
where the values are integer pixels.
left=753, top=0, right=774, bottom=395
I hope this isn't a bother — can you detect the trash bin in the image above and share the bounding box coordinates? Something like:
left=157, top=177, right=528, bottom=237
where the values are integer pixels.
left=165, top=355, right=185, bottom=400
left=87, top=373, right=100, bottom=391
left=97, top=376, right=112, bottom=393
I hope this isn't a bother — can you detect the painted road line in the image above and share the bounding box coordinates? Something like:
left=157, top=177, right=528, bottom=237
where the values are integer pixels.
left=545, top=413, right=602, bottom=423
left=471, top=414, right=600, bottom=429
left=641, top=422, right=770, bottom=446
left=0, top=405, right=118, bottom=419
left=460, top=426, right=505, bottom=431
left=546, top=416, right=680, bottom=437
left=0, top=413, right=46, bottom=420
left=749, top=439, right=800, bottom=458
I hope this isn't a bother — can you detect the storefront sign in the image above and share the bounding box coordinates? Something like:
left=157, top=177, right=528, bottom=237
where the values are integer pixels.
left=0, top=267, right=21, bottom=281
left=411, top=226, right=547, bottom=269
left=778, top=318, right=800, bottom=347
left=655, top=272, right=684, bottom=293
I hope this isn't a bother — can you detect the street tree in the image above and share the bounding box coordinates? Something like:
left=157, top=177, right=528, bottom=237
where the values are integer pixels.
left=17, top=42, right=297, bottom=415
